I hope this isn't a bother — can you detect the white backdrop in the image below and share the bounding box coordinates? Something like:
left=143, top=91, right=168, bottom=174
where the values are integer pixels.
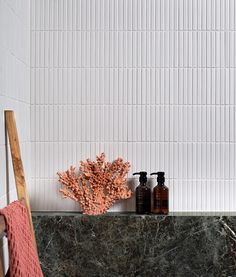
left=0, top=0, right=30, bottom=271
left=30, top=0, right=236, bottom=212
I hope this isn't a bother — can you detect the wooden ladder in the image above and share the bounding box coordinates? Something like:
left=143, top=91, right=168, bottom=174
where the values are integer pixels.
left=0, top=111, right=36, bottom=276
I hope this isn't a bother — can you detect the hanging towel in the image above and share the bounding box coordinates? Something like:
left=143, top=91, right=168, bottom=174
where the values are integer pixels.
left=0, top=201, right=43, bottom=277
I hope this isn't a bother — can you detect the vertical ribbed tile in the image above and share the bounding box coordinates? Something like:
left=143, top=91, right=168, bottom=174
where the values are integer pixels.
left=30, top=0, right=236, bottom=212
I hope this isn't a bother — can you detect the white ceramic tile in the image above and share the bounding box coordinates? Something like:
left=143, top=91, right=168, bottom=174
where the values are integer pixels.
left=0, top=0, right=30, bottom=265
left=30, top=0, right=236, bottom=212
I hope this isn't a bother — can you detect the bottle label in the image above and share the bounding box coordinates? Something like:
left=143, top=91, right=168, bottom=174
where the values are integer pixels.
left=136, top=190, right=151, bottom=213
left=162, top=200, right=168, bottom=208
left=154, top=200, right=161, bottom=209
left=154, top=200, right=168, bottom=209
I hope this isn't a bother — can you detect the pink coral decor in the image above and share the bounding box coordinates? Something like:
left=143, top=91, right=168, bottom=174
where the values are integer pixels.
left=58, top=153, right=132, bottom=215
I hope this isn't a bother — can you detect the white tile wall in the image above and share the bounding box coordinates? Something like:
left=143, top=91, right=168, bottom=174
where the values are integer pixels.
left=31, top=0, right=236, bottom=212
left=0, top=0, right=30, bottom=273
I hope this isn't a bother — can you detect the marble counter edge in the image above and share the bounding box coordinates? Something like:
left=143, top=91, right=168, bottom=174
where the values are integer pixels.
left=32, top=211, right=236, bottom=217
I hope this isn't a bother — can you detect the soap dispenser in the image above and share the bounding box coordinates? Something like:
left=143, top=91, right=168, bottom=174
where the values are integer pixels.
left=151, top=172, right=169, bottom=215
left=133, top=172, right=151, bottom=214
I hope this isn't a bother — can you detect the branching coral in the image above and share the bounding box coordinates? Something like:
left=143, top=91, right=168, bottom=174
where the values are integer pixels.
left=57, top=153, right=132, bottom=215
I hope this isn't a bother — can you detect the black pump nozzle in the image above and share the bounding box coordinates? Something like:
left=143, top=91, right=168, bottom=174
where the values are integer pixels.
left=133, top=172, right=147, bottom=183
left=150, top=172, right=165, bottom=183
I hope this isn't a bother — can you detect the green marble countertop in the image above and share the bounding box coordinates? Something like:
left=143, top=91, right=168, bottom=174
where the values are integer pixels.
left=33, top=212, right=236, bottom=276
left=32, top=211, right=236, bottom=216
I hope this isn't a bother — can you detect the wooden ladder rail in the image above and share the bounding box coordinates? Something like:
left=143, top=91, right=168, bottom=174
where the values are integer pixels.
left=0, top=111, right=37, bottom=276
left=4, top=111, right=35, bottom=242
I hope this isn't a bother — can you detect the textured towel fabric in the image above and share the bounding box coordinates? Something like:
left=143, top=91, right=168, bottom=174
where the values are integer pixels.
left=0, top=201, right=43, bottom=277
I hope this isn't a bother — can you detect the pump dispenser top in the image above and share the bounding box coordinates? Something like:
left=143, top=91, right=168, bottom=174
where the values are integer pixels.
left=133, top=172, right=147, bottom=183
left=133, top=171, right=151, bottom=214
left=150, top=172, right=165, bottom=183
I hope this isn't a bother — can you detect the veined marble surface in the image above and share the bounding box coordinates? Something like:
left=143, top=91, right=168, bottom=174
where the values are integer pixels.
left=33, top=213, right=236, bottom=277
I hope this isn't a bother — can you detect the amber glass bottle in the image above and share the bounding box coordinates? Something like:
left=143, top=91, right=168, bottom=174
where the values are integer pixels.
left=151, top=172, right=169, bottom=215
left=133, top=172, right=151, bottom=214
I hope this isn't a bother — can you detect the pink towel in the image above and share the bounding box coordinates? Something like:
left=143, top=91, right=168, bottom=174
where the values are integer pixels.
left=0, top=201, right=43, bottom=277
